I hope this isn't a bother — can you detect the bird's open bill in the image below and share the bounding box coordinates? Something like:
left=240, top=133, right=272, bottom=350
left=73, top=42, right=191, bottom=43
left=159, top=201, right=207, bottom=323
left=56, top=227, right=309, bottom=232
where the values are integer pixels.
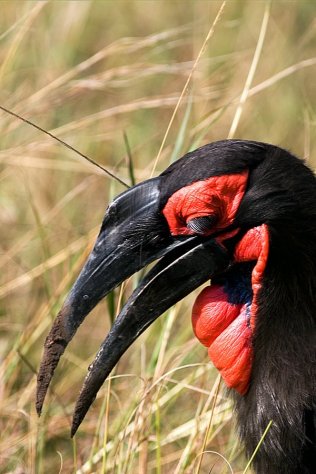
left=36, top=176, right=230, bottom=436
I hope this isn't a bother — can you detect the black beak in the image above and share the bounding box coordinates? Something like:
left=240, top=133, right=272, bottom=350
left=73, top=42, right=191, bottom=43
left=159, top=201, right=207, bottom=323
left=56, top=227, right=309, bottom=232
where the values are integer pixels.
left=36, top=177, right=230, bottom=435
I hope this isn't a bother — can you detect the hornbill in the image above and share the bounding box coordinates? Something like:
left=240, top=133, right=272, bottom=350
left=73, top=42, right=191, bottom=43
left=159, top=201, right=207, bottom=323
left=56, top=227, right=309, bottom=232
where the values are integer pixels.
left=36, top=139, right=316, bottom=473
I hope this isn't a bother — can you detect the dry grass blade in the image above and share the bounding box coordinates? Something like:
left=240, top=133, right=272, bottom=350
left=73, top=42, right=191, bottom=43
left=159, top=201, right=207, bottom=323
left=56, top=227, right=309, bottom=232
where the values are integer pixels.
left=0, top=104, right=129, bottom=187
left=0, top=228, right=97, bottom=298
left=151, top=1, right=226, bottom=177
left=0, top=175, right=97, bottom=269
left=194, top=376, right=222, bottom=474
left=228, top=1, right=271, bottom=138
left=22, top=25, right=190, bottom=109
left=0, top=2, right=46, bottom=83
left=247, top=57, right=316, bottom=99
left=242, top=421, right=273, bottom=474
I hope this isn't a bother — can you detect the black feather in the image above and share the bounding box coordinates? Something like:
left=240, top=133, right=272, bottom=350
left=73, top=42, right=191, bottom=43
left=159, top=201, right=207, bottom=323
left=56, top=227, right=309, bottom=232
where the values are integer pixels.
left=231, top=144, right=316, bottom=473
left=159, top=139, right=266, bottom=207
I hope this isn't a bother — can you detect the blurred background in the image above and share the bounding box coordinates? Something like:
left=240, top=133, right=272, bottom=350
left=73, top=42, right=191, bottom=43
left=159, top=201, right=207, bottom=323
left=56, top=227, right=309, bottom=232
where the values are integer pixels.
left=0, top=1, right=315, bottom=473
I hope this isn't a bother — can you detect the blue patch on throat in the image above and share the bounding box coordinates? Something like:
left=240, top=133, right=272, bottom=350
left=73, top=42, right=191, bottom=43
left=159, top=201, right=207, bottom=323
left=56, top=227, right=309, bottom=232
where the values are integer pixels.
left=214, top=262, right=254, bottom=306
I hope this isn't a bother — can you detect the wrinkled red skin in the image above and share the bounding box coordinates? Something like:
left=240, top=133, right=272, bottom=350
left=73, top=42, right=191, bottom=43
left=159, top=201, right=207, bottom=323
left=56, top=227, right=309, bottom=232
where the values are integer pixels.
left=163, top=173, right=269, bottom=395
left=162, top=171, right=248, bottom=236
left=234, top=225, right=269, bottom=332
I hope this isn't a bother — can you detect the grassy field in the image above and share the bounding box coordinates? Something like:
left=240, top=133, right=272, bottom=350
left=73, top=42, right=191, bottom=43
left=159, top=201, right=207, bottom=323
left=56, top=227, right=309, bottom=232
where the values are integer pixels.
left=0, top=1, right=315, bottom=473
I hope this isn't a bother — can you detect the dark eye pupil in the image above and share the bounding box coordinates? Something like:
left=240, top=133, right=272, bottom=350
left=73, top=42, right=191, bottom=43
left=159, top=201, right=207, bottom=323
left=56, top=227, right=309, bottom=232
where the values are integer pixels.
left=187, top=215, right=217, bottom=234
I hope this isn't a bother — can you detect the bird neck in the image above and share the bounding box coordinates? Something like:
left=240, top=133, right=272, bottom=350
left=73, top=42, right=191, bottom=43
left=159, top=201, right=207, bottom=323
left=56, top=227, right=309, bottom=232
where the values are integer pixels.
left=234, top=221, right=316, bottom=473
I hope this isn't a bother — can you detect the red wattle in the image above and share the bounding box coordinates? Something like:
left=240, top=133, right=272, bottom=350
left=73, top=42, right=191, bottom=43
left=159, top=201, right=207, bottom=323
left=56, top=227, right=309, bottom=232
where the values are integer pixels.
left=208, top=307, right=252, bottom=395
left=192, top=284, right=242, bottom=347
left=234, top=224, right=269, bottom=330
left=192, top=224, right=269, bottom=396
left=193, top=285, right=252, bottom=395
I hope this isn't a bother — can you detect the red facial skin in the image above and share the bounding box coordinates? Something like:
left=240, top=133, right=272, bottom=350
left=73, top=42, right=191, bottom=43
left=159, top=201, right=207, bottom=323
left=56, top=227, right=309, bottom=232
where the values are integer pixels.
left=163, top=173, right=269, bottom=395
left=162, top=171, right=248, bottom=236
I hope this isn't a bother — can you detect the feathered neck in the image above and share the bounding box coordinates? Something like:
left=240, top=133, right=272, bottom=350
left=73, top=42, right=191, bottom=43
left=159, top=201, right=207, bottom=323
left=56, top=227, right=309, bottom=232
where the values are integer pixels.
left=234, top=220, right=316, bottom=474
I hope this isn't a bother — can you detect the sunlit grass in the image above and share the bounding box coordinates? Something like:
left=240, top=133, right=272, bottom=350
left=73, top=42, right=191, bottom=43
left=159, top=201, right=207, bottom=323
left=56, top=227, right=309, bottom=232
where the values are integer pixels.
left=0, top=1, right=315, bottom=473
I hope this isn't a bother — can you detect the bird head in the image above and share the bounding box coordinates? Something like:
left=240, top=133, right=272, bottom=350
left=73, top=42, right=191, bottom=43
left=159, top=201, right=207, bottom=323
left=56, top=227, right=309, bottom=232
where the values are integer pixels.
left=36, top=139, right=316, bottom=436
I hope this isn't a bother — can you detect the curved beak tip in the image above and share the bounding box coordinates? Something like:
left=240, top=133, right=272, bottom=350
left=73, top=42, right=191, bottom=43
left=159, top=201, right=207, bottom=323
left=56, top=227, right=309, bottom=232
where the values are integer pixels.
left=36, top=304, right=73, bottom=416
left=70, top=402, right=90, bottom=437
left=70, top=362, right=108, bottom=436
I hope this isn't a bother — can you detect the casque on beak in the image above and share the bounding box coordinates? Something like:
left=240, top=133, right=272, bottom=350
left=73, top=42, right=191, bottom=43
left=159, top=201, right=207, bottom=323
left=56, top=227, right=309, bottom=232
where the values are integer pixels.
left=36, top=177, right=230, bottom=436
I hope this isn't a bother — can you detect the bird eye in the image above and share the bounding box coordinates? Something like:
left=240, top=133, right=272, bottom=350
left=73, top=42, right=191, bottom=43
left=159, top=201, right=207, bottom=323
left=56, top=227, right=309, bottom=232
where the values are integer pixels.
left=187, top=215, right=217, bottom=234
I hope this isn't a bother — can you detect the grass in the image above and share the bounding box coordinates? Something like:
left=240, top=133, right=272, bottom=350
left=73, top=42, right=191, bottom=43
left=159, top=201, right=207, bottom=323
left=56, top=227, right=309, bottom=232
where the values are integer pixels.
left=0, top=1, right=315, bottom=473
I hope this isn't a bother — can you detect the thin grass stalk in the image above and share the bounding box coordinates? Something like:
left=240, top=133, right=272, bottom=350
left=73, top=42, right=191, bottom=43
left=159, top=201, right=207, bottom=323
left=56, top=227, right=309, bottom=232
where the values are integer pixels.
left=0, top=104, right=129, bottom=188
left=242, top=420, right=273, bottom=474
left=150, top=1, right=226, bottom=177
left=227, top=1, right=271, bottom=138
left=123, top=131, right=136, bottom=186
left=194, top=376, right=221, bottom=474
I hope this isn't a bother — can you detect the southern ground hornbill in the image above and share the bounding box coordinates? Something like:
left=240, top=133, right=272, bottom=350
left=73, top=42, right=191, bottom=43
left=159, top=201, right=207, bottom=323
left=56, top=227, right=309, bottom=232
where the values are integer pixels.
left=37, top=139, right=316, bottom=473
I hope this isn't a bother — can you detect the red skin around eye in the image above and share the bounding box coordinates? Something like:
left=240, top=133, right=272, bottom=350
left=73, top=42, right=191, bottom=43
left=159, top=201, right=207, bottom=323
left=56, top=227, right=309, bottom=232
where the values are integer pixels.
left=162, top=171, right=248, bottom=236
